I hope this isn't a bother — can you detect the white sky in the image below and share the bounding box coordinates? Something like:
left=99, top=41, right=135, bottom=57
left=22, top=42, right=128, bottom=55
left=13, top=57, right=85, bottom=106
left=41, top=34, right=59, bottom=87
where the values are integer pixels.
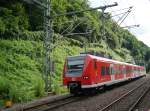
left=88, top=0, right=150, bottom=47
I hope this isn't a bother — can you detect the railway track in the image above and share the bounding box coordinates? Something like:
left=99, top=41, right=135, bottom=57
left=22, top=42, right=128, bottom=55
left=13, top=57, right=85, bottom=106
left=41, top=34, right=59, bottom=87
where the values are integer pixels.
left=3, top=94, right=74, bottom=111
left=129, top=86, right=150, bottom=111
left=4, top=77, right=149, bottom=111
left=97, top=79, right=149, bottom=111
left=25, top=96, right=82, bottom=111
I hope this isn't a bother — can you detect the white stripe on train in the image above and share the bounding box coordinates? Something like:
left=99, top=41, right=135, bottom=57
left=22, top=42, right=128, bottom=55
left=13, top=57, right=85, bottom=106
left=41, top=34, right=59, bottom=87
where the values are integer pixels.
left=81, top=75, right=144, bottom=88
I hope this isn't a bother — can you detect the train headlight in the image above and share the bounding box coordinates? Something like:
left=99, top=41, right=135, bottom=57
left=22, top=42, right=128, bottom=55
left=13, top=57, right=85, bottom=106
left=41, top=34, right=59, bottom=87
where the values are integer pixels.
left=83, top=76, right=89, bottom=79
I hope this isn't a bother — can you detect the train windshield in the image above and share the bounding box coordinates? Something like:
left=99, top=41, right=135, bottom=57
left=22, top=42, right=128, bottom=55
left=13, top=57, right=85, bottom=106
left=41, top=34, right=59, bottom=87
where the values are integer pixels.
left=67, top=56, right=84, bottom=76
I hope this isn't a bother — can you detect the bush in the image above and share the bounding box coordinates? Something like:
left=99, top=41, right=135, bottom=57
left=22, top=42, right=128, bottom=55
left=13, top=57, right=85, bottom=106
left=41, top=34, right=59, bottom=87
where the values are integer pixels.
left=0, top=77, right=10, bottom=99
left=0, top=40, right=44, bottom=103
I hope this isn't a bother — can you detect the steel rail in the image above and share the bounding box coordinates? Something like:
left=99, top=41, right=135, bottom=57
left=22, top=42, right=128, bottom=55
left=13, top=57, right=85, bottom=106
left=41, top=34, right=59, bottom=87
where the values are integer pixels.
left=42, top=97, right=82, bottom=111
left=23, top=95, right=74, bottom=111
left=25, top=96, right=87, bottom=111
left=3, top=94, right=73, bottom=111
left=98, top=80, right=147, bottom=111
left=128, top=86, right=150, bottom=111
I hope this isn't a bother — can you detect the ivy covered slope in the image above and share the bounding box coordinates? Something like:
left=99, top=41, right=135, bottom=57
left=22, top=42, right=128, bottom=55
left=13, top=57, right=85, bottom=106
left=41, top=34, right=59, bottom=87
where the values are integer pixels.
left=0, top=0, right=150, bottom=104
left=0, top=40, right=44, bottom=103
left=0, top=36, right=135, bottom=104
left=0, top=37, right=82, bottom=104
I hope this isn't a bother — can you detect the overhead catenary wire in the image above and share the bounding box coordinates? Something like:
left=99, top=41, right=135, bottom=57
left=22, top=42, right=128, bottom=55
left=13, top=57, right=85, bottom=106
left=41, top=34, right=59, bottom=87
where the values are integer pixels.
left=111, top=10, right=132, bottom=18
left=119, top=7, right=132, bottom=25
left=113, top=6, right=133, bottom=25
left=110, top=6, right=134, bottom=13
left=102, top=0, right=134, bottom=27
left=47, top=2, right=118, bottom=19
left=54, top=2, right=118, bottom=40
left=60, top=17, right=89, bottom=35
left=63, top=32, right=92, bottom=36
left=122, top=24, right=140, bottom=29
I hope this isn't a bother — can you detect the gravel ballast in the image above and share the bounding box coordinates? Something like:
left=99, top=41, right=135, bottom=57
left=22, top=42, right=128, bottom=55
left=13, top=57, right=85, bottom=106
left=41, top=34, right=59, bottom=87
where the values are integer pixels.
left=50, top=76, right=149, bottom=111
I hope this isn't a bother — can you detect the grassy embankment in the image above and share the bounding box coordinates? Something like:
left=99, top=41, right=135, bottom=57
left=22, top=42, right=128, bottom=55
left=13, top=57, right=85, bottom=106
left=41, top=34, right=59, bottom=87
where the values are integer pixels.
left=0, top=35, right=133, bottom=105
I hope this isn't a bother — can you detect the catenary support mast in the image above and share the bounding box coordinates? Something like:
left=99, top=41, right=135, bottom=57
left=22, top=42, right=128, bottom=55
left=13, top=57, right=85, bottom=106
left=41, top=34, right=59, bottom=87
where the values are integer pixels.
left=43, top=0, right=52, bottom=93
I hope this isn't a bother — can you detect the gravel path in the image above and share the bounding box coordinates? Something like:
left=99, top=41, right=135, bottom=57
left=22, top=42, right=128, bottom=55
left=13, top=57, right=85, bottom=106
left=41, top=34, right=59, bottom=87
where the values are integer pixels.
left=50, top=76, right=149, bottom=111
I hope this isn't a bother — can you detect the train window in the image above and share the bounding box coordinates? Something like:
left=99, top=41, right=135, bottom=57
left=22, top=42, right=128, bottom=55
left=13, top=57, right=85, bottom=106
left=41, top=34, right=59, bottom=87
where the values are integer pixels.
left=120, top=67, right=122, bottom=74
left=115, top=67, right=117, bottom=74
left=114, top=67, right=117, bottom=74
left=108, top=67, right=110, bottom=75
left=110, top=67, right=112, bottom=75
left=119, top=67, right=121, bottom=74
left=120, top=67, right=123, bottom=74
left=109, top=64, right=115, bottom=75
left=110, top=67, right=114, bottom=75
left=117, top=68, right=119, bottom=74
left=129, top=68, right=131, bottom=73
left=117, top=66, right=120, bottom=74
left=67, top=58, right=84, bottom=76
left=106, top=67, right=110, bottom=75
left=119, top=69, right=121, bottom=74
left=132, top=67, right=134, bottom=73
left=108, top=67, right=111, bottom=75
left=114, top=67, right=118, bottom=74
left=117, top=67, right=119, bottom=74
left=101, top=66, right=105, bottom=76
left=127, top=68, right=129, bottom=74
left=123, top=66, right=126, bottom=74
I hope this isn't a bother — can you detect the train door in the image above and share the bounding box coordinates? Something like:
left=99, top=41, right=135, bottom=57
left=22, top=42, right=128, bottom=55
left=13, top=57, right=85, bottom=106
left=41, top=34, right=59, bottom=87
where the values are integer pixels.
left=99, top=62, right=108, bottom=83
left=132, top=67, right=134, bottom=78
left=123, top=65, right=126, bottom=79
left=110, top=64, right=115, bottom=81
left=93, top=59, right=99, bottom=84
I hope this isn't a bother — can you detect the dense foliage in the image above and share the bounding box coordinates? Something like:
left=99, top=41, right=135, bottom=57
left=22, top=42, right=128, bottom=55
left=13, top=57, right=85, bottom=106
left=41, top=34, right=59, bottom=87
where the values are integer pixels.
left=0, top=0, right=150, bottom=105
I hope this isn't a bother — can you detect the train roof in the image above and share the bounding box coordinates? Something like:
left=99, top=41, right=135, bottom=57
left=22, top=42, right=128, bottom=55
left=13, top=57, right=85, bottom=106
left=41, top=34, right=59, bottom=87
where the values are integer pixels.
left=67, top=54, right=144, bottom=68
left=88, top=54, right=143, bottom=68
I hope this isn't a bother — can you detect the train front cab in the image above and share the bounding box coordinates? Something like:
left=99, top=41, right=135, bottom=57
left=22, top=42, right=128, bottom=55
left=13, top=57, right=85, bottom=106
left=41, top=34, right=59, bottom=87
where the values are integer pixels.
left=63, top=55, right=92, bottom=94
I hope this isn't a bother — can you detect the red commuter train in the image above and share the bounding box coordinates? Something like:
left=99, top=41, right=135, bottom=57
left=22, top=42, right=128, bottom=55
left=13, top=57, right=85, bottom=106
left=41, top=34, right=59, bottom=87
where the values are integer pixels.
left=63, top=54, right=146, bottom=94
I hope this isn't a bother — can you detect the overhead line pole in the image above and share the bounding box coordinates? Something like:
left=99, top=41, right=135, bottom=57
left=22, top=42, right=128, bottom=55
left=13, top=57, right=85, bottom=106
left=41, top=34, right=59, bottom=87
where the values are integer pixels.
left=43, top=0, right=51, bottom=93
left=32, top=0, right=47, bottom=8
left=22, top=0, right=52, bottom=93
left=23, top=0, right=46, bottom=8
